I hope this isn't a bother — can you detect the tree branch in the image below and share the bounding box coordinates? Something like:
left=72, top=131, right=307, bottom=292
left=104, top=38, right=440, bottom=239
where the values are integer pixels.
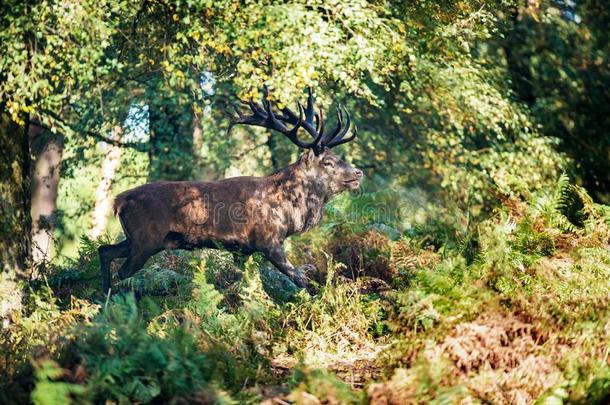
left=35, top=109, right=148, bottom=152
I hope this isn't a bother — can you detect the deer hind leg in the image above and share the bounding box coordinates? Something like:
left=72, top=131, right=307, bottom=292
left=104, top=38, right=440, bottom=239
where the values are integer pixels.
left=99, top=239, right=132, bottom=294
left=117, top=247, right=160, bottom=280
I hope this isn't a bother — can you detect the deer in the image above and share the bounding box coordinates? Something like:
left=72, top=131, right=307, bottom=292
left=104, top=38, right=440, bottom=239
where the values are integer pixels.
left=99, top=86, right=363, bottom=294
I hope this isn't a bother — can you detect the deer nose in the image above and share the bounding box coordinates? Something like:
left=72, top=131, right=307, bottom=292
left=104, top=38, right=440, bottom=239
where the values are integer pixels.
left=354, top=169, right=364, bottom=178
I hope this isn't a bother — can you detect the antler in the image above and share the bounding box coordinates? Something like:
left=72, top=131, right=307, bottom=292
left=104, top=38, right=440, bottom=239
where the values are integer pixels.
left=230, top=86, right=356, bottom=154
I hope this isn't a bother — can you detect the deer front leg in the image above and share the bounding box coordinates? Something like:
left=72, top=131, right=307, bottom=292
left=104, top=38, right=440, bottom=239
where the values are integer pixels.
left=261, top=245, right=311, bottom=289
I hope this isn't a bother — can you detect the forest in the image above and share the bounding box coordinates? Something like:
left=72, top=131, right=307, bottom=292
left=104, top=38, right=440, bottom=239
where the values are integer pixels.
left=1, top=0, right=610, bottom=403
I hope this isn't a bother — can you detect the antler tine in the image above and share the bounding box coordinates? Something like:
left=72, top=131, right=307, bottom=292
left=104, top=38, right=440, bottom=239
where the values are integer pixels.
left=321, top=106, right=343, bottom=144
left=263, top=92, right=289, bottom=133
left=248, top=100, right=266, bottom=117
left=289, top=103, right=304, bottom=138
left=327, top=126, right=357, bottom=147
left=325, top=106, right=352, bottom=147
left=227, top=100, right=266, bottom=135
left=326, top=117, right=356, bottom=148
left=301, top=87, right=325, bottom=146
left=305, top=87, right=315, bottom=127
left=286, top=104, right=312, bottom=148
left=317, top=108, right=325, bottom=143
left=281, top=100, right=322, bottom=142
left=285, top=101, right=322, bottom=149
left=264, top=91, right=313, bottom=148
left=280, top=102, right=300, bottom=122
left=231, top=104, right=243, bottom=119
left=230, top=100, right=265, bottom=126
left=282, top=102, right=303, bottom=136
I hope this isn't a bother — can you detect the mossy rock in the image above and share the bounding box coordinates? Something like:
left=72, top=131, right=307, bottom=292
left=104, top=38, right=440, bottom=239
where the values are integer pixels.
left=258, top=265, right=300, bottom=302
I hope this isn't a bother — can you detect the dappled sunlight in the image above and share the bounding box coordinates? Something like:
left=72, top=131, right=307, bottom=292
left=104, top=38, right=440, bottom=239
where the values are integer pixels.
left=2, top=1, right=610, bottom=403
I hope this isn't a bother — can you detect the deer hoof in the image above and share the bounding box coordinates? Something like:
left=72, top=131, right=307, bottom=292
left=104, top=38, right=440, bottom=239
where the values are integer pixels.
left=298, top=263, right=317, bottom=276
left=289, top=265, right=313, bottom=289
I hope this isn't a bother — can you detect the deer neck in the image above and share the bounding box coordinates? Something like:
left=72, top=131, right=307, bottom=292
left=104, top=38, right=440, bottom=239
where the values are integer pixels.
left=268, top=163, right=331, bottom=235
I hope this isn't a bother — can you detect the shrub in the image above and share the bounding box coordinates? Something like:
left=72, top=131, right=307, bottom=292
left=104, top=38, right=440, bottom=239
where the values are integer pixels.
left=75, top=294, right=216, bottom=403
left=0, top=283, right=99, bottom=404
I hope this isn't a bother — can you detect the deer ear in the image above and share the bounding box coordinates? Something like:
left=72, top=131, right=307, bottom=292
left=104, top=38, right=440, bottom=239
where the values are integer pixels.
left=301, top=149, right=316, bottom=165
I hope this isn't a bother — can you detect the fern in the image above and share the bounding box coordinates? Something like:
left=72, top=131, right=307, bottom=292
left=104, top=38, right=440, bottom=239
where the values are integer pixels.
left=530, top=174, right=578, bottom=232
left=529, top=174, right=610, bottom=243
left=190, top=260, right=224, bottom=318
left=118, top=266, right=190, bottom=296
left=77, top=294, right=214, bottom=403
left=184, top=257, right=280, bottom=385
left=31, top=360, right=85, bottom=405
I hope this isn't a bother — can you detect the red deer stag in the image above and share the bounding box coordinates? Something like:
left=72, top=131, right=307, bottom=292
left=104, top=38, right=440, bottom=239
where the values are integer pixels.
left=99, top=87, right=362, bottom=293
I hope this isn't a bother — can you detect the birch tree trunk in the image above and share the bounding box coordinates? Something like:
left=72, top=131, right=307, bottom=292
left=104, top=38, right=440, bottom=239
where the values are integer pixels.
left=30, top=123, right=63, bottom=268
left=90, top=125, right=123, bottom=239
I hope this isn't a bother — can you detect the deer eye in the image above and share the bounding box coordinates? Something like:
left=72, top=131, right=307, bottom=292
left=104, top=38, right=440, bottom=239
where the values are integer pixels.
left=323, top=160, right=334, bottom=167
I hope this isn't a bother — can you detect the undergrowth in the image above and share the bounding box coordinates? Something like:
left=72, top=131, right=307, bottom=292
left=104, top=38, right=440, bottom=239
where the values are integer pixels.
left=1, top=176, right=609, bottom=404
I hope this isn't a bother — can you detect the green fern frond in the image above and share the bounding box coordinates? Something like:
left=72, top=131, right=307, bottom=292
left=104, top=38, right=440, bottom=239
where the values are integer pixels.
left=190, top=261, right=224, bottom=318
left=31, top=360, right=85, bottom=405
left=529, top=174, right=579, bottom=232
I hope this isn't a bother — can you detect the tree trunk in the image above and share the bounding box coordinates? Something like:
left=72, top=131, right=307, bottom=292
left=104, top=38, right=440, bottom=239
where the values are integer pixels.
left=90, top=126, right=123, bottom=239
left=30, top=122, right=63, bottom=268
left=0, top=108, right=31, bottom=322
left=192, top=113, right=203, bottom=158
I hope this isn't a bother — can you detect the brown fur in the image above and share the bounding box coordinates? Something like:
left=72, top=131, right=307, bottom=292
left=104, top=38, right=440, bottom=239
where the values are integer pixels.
left=99, top=149, right=363, bottom=293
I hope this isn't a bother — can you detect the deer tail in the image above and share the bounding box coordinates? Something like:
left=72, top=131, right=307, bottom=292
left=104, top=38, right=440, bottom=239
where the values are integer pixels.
left=112, top=194, right=132, bottom=240
left=112, top=198, right=121, bottom=217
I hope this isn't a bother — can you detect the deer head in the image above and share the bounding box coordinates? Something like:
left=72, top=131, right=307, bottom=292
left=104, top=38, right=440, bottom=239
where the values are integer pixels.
left=230, top=86, right=363, bottom=193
